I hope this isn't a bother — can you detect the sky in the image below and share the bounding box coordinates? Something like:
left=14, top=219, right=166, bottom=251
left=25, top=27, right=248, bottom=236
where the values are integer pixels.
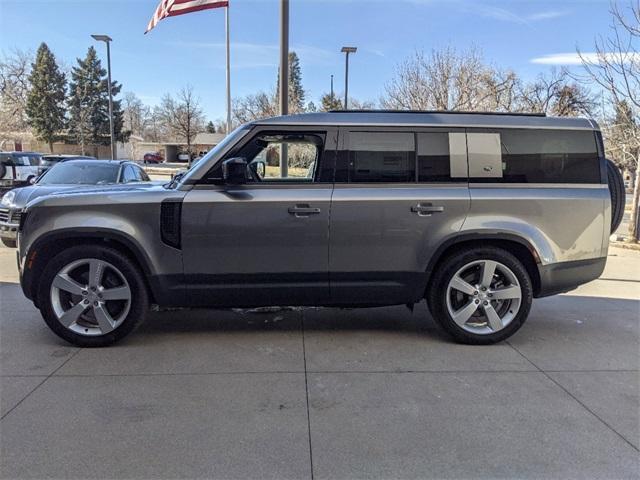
left=0, top=0, right=618, bottom=122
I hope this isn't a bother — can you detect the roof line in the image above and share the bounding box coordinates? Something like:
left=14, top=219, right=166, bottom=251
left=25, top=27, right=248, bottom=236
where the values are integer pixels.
left=329, top=109, right=547, bottom=117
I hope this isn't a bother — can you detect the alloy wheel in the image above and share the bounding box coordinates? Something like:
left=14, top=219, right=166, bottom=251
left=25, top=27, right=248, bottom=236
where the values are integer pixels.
left=445, top=259, right=522, bottom=335
left=50, top=258, right=131, bottom=336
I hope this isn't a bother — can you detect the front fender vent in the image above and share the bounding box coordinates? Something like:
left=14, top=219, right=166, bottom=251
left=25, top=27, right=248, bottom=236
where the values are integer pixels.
left=160, top=199, right=182, bottom=249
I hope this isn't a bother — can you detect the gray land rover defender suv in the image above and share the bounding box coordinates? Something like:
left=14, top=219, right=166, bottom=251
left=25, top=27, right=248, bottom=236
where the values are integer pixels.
left=16, top=111, right=625, bottom=347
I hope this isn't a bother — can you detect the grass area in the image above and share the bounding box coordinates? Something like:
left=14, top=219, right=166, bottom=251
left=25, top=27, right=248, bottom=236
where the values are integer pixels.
left=264, top=165, right=310, bottom=178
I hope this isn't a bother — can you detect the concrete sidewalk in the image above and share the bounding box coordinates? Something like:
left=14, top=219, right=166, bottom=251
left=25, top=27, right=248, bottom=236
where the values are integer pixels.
left=0, top=244, right=638, bottom=479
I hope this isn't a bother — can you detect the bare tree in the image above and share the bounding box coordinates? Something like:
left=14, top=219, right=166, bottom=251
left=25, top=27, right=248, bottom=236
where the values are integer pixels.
left=0, top=49, right=33, bottom=141
left=146, top=105, right=168, bottom=143
left=160, top=86, right=205, bottom=167
left=123, top=92, right=151, bottom=138
left=604, top=100, right=640, bottom=184
left=348, top=98, right=376, bottom=110
left=232, top=90, right=278, bottom=126
left=580, top=1, right=640, bottom=241
left=519, top=69, right=595, bottom=116
left=382, top=47, right=519, bottom=112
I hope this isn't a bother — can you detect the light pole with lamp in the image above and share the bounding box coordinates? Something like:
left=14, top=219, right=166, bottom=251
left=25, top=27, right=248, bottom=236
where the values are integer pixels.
left=340, top=46, right=357, bottom=109
left=91, top=34, right=116, bottom=160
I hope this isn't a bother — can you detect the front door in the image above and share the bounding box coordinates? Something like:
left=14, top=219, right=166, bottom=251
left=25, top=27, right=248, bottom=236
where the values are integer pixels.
left=181, top=127, right=337, bottom=307
left=329, top=128, right=471, bottom=305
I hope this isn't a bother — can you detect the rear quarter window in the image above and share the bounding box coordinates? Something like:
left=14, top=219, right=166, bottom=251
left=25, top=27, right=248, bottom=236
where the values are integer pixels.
left=493, top=129, right=601, bottom=184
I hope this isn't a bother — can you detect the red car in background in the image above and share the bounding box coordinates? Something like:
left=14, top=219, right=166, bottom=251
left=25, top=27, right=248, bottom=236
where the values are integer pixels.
left=143, top=152, right=163, bottom=164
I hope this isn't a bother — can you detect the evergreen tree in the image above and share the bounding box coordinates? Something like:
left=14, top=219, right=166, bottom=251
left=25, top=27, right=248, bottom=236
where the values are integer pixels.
left=25, top=43, right=66, bottom=153
left=206, top=120, right=216, bottom=133
left=320, top=92, right=343, bottom=111
left=67, top=46, right=125, bottom=155
left=288, top=52, right=305, bottom=112
left=276, top=51, right=306, bottom=113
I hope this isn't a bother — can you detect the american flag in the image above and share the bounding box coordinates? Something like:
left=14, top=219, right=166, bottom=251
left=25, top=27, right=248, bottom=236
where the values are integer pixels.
left=145, top=0, right=229, bottom=34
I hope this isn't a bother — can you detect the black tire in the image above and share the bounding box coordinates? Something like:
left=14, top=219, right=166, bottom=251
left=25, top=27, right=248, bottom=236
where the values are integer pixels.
left=1, top=238, right=16, bottom=248
left=427, top=246, right=533, bottom=345
left=607, top=159, right=625, bottom=234
left=38, top=245, right=148, bottom=347
left=0, top=163, right=6, bottom=179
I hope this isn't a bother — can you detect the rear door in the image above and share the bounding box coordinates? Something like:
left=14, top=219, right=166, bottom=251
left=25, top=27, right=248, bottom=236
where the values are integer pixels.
left=329, top=127, right=471, bottom=305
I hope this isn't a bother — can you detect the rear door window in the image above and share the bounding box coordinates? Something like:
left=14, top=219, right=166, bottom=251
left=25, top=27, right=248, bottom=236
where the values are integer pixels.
left=348, top=132, right=415, bottom=183
left=417, top=132, right=456, bottom=182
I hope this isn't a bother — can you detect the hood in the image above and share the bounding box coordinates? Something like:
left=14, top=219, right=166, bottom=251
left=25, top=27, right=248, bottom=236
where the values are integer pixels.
left=25, top=182, right=171, bottom=210
left=45, top=181, right=165, bottom=198
left=11, top=182, right=164, bottom=209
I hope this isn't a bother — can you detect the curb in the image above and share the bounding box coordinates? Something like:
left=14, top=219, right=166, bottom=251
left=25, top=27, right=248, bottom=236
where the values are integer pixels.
left=610, top=241, right=640, bottom=252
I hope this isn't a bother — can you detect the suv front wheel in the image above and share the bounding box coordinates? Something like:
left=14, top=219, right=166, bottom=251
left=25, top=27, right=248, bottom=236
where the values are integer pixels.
left=38, top=245, right=148, bottom=347
left=427, top=246, right=533, bottom=345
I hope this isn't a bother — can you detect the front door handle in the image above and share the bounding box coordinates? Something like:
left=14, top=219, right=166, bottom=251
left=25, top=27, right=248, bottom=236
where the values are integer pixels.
left=411, top=203, right=444, bottom=216
left=288, top=204, right=321, bottom=217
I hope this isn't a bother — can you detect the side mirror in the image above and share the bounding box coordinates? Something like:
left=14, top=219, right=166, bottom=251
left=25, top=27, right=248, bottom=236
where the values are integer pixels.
left=222, top=157, right=248, bottom=184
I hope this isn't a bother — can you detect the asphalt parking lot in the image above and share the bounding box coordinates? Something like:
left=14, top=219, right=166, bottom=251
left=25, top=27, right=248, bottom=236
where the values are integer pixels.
left=0, top=243, right=638, bottom=479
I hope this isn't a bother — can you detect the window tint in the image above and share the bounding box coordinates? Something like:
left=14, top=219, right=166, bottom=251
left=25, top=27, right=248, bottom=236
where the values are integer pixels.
left=498, top=129, right=600, bottom=184
left=136, top=166, right=150, bottom=181
left=121, top=166, right=138, bottom=183
left=417, top=132, right=453, bottom=182
left=349, top=132, right=415, bottom=183
left=14, top=156, right=30, bottom=166
left=39, top=162, right=119, bottom=185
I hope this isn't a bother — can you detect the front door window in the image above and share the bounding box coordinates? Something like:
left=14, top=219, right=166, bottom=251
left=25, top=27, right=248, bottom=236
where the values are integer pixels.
left=240, top=133, right=323, bottom=182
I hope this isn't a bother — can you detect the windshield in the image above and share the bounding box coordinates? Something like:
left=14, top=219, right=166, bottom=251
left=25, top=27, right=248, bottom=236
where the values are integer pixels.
left=177, top=125, right=250, bottom=185
left=38, top=162, right=120, bottom=185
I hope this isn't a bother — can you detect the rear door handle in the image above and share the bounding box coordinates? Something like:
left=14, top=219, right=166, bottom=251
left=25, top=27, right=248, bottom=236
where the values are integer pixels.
left=411, top=203, right=444, bottom=216
left=288, top=204, right=321, bottom=217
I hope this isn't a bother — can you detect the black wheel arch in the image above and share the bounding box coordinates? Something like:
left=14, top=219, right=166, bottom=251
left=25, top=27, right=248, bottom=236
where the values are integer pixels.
left=425, top=232, right=542, bottom=298
left=22, top=228, right=155, bottom=307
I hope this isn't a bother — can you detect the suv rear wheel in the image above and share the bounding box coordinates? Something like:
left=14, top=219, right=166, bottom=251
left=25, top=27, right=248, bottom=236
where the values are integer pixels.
left=38, top=245, right=148, bottom=347
left=427, top=246, right=533, bottom=345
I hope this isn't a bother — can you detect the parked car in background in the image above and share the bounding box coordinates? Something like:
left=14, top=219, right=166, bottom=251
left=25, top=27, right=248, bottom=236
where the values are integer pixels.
left=0, top=152, right=43, bottom=192
left=39, top=155, right=96, bottom=175
left=0, top=159, right=151, bottom=248
left=14, top=111, right=625, bottom=347
left=143, top=152, right=163, bottom=164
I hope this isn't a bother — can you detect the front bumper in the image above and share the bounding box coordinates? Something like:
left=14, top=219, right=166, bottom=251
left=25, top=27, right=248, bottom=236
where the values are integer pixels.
left=0, top=222, right=18, bottom=239
left=0, top=208, right=21, bottom=240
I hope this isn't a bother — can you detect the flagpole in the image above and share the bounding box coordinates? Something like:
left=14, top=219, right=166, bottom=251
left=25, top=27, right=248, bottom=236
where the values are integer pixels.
left=225, top=4, right=231, bottom=134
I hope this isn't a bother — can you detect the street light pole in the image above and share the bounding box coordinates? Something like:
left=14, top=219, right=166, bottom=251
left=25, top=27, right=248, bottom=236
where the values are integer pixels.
left=330, top=74, right=334, bottom=100
left=92, top=34, right=116, bottom=160
left=341, top=46, right=357, bottom=110
left=279, top=0, right=289, bottom=177
left=225, top=5, right=232, bottom=134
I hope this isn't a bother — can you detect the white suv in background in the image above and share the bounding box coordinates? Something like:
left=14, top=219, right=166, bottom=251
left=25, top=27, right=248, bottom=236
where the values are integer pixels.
left=0, top=152, right=42, bottom=191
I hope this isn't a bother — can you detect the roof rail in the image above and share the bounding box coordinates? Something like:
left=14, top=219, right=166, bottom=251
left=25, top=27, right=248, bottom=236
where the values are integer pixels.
left=328, top=109, right=547, bottom=117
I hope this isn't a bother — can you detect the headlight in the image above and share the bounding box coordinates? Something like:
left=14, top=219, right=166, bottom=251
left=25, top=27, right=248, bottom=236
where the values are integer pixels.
left=1, top=190, right=16, bottom=207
